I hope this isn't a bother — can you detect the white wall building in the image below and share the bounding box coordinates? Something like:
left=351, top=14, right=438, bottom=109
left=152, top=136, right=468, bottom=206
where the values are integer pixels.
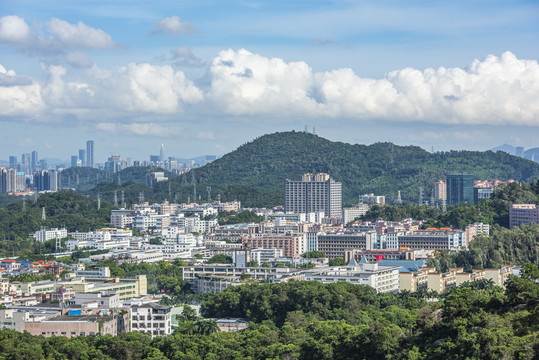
left=130, top=303, right=171, bottom=338
left=34, top=228, right=68, bottom=243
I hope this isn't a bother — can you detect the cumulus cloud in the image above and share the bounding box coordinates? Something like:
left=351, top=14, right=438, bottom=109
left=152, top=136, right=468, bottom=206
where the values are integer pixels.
left=43, top=63, right=203, bottom=113
left=96, top=122, right=182, bottom=137
left=0, top=15, right=117, bottom=56
left=209, top=49, right=539, bottom=126
left=1, top=50, right=538, bottom=128
left=151, top=16, right=196, bottom=35
left=0, top=15, right=31, bottom=43
left=0, top=64, right=45, bottom=116
left=209, top=49, right=321, bottom=116
left=169, top=46, right=203, bottom=67
left=0, top=61, right=203, bottom=119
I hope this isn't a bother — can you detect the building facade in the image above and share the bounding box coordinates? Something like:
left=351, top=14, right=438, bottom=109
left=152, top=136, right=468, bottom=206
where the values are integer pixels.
left=446, top=174, right=474, bottom=205
left=284, top=173, right=342, bottom=219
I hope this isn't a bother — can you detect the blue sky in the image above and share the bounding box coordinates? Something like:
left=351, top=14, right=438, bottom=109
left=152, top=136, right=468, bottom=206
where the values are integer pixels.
left=0, top=0, right=538, bottom=163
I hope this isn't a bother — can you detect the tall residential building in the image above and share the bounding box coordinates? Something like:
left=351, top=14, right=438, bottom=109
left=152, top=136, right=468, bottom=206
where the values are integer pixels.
left=9, top=156, right=17, bottom=169
left=446, top=174, right=474, bottom=205
left=86, top=140, right=94, bottom=168
left=49, top=170, right=58, bottom=191
left=0, top=168, right=6, bottom=192
left=31, top=151, right=38, bottom=171
left=33, top=170, right=58, bottom=192
left=21, top=153, right=31, bottom=175
left=434, top=180, right=446, bottom=200
left=78, top=149, right=86, bottom=167
left=284, top=173, right=342, bottom=219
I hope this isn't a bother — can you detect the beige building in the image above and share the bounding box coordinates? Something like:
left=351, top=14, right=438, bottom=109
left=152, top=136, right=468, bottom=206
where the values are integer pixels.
left=400, top=266, right=507, bottom=293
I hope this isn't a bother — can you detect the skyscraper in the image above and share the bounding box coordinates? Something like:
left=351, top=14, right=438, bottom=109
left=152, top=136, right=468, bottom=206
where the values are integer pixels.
left=79, top=149, right=86, bottom=167
left=31, top=151, right=38, bottom=171
left=9, top=156, right=16, bottom=169
left=21, top=153, right=31, bottom=175
left=284, top=173, right=342, bottom=219
left=87, top=140, right=94, bottom=168
left=49, top=170, right=58, bottom=191
left=446, top=174, right=474, bottom=205
left=160, top=144, right=166, bottom=162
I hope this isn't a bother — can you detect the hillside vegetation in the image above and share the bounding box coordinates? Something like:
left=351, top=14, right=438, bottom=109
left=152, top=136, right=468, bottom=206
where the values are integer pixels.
left=0, top=191, right=113, bottom=256
left=82, top=131, right=539, bottom=207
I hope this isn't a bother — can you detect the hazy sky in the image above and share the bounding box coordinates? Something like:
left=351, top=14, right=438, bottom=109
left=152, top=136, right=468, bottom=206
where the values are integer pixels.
left=1, top=0, right=538, bottom=163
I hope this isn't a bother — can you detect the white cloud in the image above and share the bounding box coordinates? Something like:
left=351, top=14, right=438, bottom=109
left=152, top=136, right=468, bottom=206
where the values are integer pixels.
left=209, top=49, right=539, bottom=126
left=169, top=46, right=203, bottom=67
left=0, top=64, right=45, bottom=116
left=1, top=50, right=538, bottom=129
left=0, top=15, right=31, bottom=43
left=7, top=62, right=203, bottom=115
left=0, top=15, right=118, bottom=56
left=96, top=122, right=182, bottom=137
left=151, top=16, right=195, bottom=35
left=47, top=18, right=116, bottom=49
left=209, top=49, right=320, bottom=116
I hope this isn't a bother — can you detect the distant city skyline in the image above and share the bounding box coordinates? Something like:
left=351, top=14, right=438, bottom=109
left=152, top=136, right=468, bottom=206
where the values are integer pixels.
left=0, top=134, right=537, bottom=168
left=0, top=1, right=538, bottom=159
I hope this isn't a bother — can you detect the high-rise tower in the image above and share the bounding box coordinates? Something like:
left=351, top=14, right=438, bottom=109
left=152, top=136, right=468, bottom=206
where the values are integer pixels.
left=284, top=173, right=342, bottom=219
left=86, top=140, right=94, bottom=168
left=446, top=174, right=474, bottom=205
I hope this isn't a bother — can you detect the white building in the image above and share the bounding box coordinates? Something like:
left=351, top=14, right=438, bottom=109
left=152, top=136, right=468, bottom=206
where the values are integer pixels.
left=34, top=228, right=68, bottom=243
left=306, top=257, right=400, bottom=293
left=130, top=303, right=171, bottom=338
left=343, top=204, right=370, bottom=224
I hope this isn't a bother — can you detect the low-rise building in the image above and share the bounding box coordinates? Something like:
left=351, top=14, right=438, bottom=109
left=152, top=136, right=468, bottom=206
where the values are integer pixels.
left=130, top=303, right=171, bottom=337
left=305, top=257, right=399, bottom=293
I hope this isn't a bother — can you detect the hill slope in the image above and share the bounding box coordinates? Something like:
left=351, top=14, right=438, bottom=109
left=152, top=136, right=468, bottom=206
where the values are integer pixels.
left=172, top=131, right=539, bottom=203
left=83, top=131, right=539, bottom=207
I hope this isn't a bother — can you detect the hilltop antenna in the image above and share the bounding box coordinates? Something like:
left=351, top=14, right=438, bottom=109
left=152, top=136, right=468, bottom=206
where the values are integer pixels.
left=397, top=190, right=402, bottom=205
left=312, top=127, right=316, bottom=135
left=305, top=125, right=308, bottom=133
left=207, top=186, right=211, bottom=202
left=42, top=207, right=46, bottom=221
left=114, top=190, right=118, bottom=207
left=419, top=187, right=424, bottom=206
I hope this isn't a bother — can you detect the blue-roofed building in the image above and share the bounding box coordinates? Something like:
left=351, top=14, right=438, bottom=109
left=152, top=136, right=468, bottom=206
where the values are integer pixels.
left=376, top=259, right=427, bottom=273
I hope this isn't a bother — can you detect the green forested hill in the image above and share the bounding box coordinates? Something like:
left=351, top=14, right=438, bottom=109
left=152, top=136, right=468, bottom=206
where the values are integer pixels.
left=82, top=131, right=539, bottom=207
left=0, top=191, right=114, bottom=256
left=171, top=131, right=539, bottom=204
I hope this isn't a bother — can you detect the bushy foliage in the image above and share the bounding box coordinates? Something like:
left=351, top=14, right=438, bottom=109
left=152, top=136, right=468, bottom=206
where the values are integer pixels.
left=0, top=191, right=114, bottom=256
left=0, top=275, right=537, bottom=359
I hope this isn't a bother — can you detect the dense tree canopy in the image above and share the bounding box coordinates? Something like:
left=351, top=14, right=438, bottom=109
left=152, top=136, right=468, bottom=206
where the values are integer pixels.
left=0, top=275, right=537, bottom=359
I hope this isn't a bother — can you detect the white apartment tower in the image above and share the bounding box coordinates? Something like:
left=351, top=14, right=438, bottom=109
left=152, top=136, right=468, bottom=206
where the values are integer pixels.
left=284, top=173, right=342, bottom=219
